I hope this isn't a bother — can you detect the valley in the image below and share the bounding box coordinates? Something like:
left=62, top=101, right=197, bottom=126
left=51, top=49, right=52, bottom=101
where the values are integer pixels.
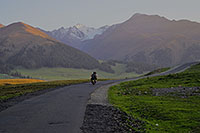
left=15, top=63, right=140, bottom=80
left=1, top=13, right=200, bottom=79
left=1, top=11, right=200, bottom=133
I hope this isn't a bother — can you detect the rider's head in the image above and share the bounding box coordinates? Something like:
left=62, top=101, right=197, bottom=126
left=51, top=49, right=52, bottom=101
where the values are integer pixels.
left=93, top=72, right=96, bottom=74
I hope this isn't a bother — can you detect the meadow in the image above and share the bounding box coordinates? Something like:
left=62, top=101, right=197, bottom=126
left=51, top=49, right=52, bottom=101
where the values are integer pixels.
left=16, top=63, right=140, bottom=80
left=109, top=63, right=200, bottom=132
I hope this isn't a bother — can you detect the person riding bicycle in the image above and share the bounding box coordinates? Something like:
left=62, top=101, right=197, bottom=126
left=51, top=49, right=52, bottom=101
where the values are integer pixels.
left=91, top=72, right=97, bottom=85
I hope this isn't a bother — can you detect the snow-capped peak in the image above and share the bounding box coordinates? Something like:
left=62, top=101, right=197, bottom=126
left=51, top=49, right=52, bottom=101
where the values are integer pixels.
left=73, top=24, right=109, bottom=40
left=74, top=24, right=86, bottom=29
left=46, top=24, right=110, bottom=43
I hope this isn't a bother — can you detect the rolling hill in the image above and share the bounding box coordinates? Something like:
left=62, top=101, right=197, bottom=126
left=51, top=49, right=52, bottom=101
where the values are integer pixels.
left=82, top=13, right=200, bottom=67
left=0, top=22, right=108, bottom=71
left=0, top=24, right=4, bottom=28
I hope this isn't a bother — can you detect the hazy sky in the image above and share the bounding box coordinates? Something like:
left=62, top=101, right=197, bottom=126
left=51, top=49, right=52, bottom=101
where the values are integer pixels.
left=0, top=0, right=199, bottom=30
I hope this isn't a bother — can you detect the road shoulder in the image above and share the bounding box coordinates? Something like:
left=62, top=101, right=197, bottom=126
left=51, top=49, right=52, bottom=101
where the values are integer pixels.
left=81, top=81, right=144, bottom=132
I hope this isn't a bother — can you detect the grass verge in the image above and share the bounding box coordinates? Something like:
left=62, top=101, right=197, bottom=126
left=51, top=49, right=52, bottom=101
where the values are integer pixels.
left=108, top=63, right=200, bottom=132
left=0, top=79, right=92, bottom=101
left=144, top=67, right=170, bottom=76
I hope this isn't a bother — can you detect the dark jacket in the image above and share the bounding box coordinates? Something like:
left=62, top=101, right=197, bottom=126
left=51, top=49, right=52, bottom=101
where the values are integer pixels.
left=91, top=74, right=97, bottom=80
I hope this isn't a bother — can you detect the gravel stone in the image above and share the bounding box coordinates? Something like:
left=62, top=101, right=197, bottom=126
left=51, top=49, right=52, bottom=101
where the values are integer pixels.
left=81, top=104, right=144, bottom=133
left=82, top=79, right=145, bottom=133
left=152, top=86, right=200, bottom=97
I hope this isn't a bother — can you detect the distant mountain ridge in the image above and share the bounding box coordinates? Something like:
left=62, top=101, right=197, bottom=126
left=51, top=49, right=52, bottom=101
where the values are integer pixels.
left=0, top=22, right=111, bottom=71
left=81, top=13, right=200, bottom=67
left=2, top=13, right=200, bottom=69
left=40, top=24, right=109, bottom=48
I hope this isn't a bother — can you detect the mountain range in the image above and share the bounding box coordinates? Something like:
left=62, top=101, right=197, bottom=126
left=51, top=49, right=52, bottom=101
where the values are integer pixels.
left=41, top=24, right=109, bottom=48
left=81, top=13, right=200, bottom=67
left=1, top=13, right=200, bottom=73
left=0, top=22, right=111, bottom=71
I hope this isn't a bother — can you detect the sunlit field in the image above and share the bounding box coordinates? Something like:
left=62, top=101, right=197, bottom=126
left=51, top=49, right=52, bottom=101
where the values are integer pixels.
left=0, top=79, right=44, bottom=86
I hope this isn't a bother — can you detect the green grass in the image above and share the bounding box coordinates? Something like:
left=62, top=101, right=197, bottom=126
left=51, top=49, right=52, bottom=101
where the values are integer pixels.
left=0, top=79, right=90, bottom=101
left=108, top=63, right=200, bottom=132
left=144, top=67, right=170, bottom=76
left=16, top=64, right=139, bottom=80
left=184, top=63, right=200, bottom=73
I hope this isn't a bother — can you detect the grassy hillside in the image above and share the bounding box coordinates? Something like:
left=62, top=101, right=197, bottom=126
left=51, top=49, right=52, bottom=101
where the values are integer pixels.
left=82, top=14, right=200, bottom=67
left=109, top=63, right=200, bottom=132
left=0, top=22, right=114, bottom=73
left=144, top=67, right=170, bottom=76
left=16, top=63, right=140, bottom=80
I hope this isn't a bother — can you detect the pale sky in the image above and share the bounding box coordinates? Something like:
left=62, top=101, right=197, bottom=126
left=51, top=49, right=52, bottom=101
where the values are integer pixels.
left=0, top=0, right=199, bottom=30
